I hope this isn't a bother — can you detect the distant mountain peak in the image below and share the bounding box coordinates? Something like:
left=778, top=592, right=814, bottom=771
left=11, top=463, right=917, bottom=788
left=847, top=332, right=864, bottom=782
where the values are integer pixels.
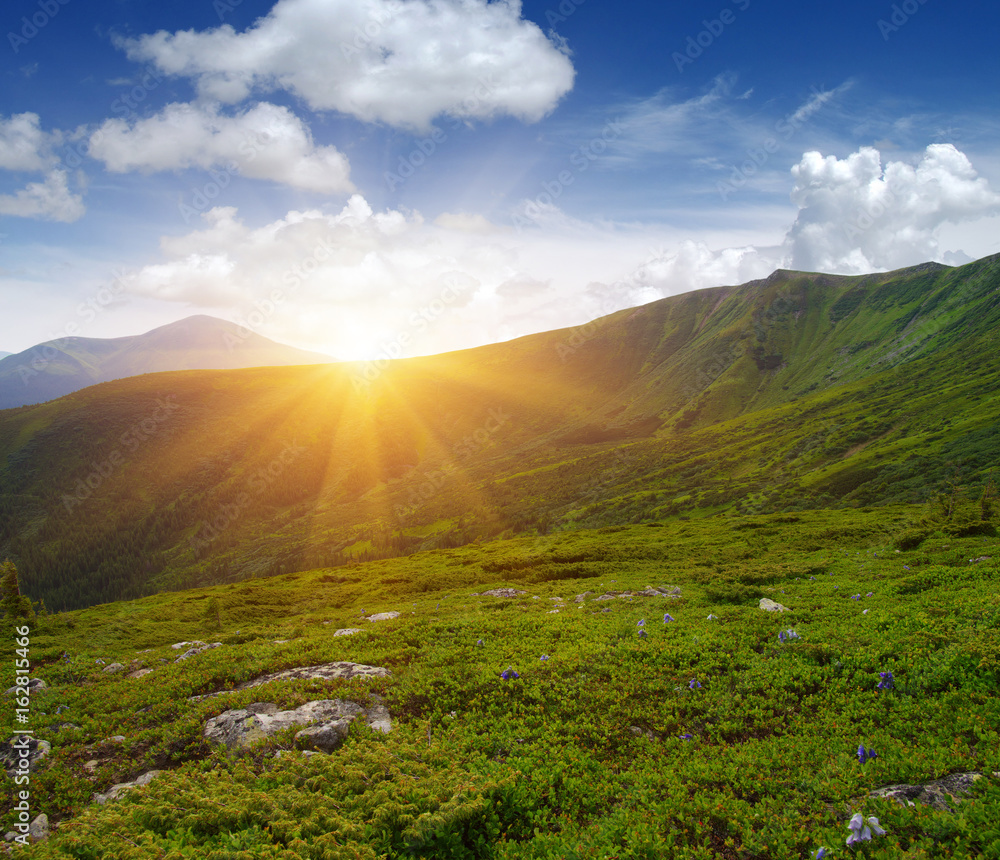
left=0, top=316, right=334, bottom=410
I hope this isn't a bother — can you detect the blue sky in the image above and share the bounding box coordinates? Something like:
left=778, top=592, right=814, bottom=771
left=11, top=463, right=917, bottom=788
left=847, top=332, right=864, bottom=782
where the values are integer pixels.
left=2, top=0, right=999, bottom=359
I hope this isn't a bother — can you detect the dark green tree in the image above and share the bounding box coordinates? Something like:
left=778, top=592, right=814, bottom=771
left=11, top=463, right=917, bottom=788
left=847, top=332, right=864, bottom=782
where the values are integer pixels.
left=1, top=560, right=34, bottom=624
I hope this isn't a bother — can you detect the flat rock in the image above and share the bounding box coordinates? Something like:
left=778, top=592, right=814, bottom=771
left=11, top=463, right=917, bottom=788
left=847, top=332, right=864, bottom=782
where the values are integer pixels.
left=471, top=588, right=528, bottom=599
left=171, top=640, right=207, bottom=650
left=334, top=628, right=362, bottom=637
left=366, top=611, right=400, bottom=623
left=869, top=772, right=1000, bottom=812
left=759, top=598, right=790, bottom=612
left=4, top=679, right=46, bottom=696
left=175, top=642, right=222, bottom=662
left=94, top=770, right=162, bottom=805
left=205, top=696, right=391, bottom=750
left=103, top=663, right=125, bottom=674
left=128, top=668, right=155, bottom=679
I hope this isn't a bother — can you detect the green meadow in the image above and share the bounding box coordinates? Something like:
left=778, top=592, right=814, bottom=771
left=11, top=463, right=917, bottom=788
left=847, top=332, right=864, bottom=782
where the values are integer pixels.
left=2, top=504, right=998, bottom=858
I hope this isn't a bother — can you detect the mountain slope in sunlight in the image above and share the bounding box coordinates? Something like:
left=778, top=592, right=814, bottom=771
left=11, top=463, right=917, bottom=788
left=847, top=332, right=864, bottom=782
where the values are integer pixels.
left=1, top=254, right=998, bottom=610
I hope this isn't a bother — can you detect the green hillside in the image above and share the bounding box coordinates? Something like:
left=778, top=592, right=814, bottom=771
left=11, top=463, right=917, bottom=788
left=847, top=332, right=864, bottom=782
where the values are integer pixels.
left=1, top=255, right=999, bottom=611
left=1, top=508, right=998, bottom=857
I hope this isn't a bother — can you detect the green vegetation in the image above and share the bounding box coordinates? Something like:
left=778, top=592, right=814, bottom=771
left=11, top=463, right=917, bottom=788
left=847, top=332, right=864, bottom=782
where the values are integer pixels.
left=1, top=256, right=999, bottom=612
left=1, top=508, right=998, bottom=857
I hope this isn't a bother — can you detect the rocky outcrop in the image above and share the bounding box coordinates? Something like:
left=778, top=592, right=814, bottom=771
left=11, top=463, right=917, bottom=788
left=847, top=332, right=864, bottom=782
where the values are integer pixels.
left=103, top=663, right=125, bottom=674
left=334, top=628, right=362, bottom=637
left=203, top=696, right=391, bottom=751
left=365, top=611, right=400, bottom=623
left=472, top=588, right=528, bottom=599
left=1, top=736, right=51, bottom=777
left=94, top=770, right=162, bottom=805
left=869, top=772, right=1000, bottom=811
left=175, top=642, right=222, bottom=662
left=4, top=679, right=46, bottom=696
left=3, top=813, right=49, bottom=844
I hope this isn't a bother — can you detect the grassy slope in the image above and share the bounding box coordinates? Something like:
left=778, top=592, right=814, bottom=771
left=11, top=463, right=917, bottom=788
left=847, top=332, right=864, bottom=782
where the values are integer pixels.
left=1, top=256, right=999, bottom=611
left=1, top=506, right=998, bottom=858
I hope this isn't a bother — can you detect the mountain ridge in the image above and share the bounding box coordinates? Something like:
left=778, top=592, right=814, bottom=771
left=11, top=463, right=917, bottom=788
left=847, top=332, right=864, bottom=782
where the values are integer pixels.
left=0, top=315, right=335, bottom=410
left=1, top=254, right=998, bottom=610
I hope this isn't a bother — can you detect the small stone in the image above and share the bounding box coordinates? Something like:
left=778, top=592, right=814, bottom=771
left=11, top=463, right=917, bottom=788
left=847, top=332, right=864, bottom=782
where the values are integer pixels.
left=103, top=663, right=125, bottom=674
left=128, top=668, right=155, bottom=679
left=333, top=628, right=362, bottom=637
left=29, top=813, right=49, bottom=841
left=759, top=598, right=790, bottom=612
left=366, top=612, right=400, bottom=623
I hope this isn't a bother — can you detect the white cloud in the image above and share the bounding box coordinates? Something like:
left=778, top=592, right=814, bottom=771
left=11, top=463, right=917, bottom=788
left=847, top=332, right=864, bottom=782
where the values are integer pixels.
left=0, top=112, right=60, bottom=171
left=120, top=0, right=575, bottom=131
left=0, top=170, right=85, bottom=222
left=89, top=101, right=353, bottom=193
left=785, top=143, right=1000, bottom=272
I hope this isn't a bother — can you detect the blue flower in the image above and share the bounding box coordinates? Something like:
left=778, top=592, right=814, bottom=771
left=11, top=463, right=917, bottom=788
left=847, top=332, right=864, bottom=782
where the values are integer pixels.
left=689, top=678, right=702, bottom=690
left=903, top=565, right=910, bottom=570
left=539, top=655, right=550, bottom=661
left=857, top=744, right=877, bottom=764
left=847, top=812, right=886, bottom=845
left=663, top=613, right=675, bottom=623
left=638, top=629, right=648, bottom=639
left=778, top=631, right=786, bottom=643
left=851, top=594, right=861, bottom=600
left=637, top=619, right=646, bottom=627
left=866, top=592, right=873, bottom=597
left=500, top=667, right=520, bottom=681
left=876, top=670, right=894, bottom=692
left=706, top=614, right=718, bottom=620
left=679, top=733, right=693, bottom=740
left=476, top=639, right=483, bottom=646
left=815, top=847, right=828, bottom=859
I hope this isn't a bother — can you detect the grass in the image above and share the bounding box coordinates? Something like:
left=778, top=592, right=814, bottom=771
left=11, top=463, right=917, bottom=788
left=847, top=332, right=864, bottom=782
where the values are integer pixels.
left=2, top=504, right=998, bottom=858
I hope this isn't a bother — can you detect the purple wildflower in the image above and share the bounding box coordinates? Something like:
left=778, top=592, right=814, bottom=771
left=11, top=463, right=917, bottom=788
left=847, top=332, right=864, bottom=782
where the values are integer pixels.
left=500, top=667, right=520, bottom=681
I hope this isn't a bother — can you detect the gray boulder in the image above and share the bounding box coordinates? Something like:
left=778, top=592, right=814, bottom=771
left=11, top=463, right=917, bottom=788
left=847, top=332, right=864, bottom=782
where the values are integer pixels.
left=94, top=770, right=162, bottom=805
left=870, top=771, right=1000, bottom=812
left=204, top=697, right=391, bottom=750
left=334, top=628, right=363, bottom=637
left=366, top=611, right=400, bottom=623
left=103, top=663, right=125, bottom=674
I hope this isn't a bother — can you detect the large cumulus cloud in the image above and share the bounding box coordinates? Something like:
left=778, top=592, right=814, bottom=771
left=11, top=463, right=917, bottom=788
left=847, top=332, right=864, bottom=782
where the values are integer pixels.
left=120, top=0, right=575, bottom=131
